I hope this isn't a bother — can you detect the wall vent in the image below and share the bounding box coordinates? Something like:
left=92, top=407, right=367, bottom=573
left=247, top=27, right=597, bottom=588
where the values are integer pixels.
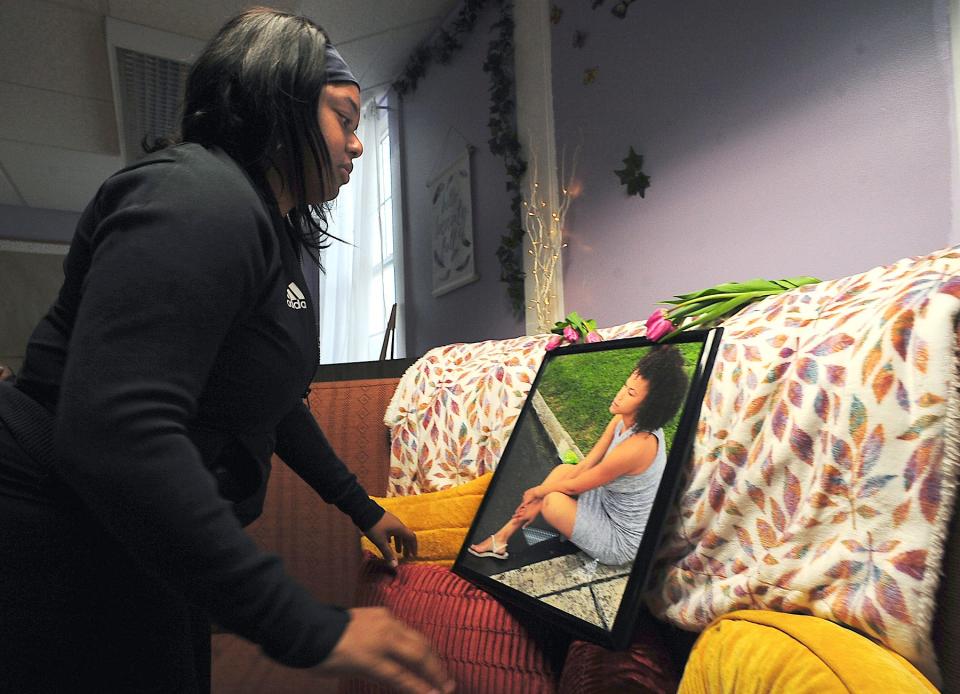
left=115, top=48, right=190, bottom=162
left=105, top=17, right=204, bottom=165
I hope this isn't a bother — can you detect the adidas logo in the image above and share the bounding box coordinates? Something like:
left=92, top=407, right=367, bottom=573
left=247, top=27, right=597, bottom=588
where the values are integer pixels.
left=286, top=282, right=308, bottom=310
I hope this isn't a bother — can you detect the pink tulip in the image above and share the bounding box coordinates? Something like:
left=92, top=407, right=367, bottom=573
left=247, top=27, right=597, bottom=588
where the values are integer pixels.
left=563, top=325, right=579, bottom=342
left=646, top=308, right=664, bottom=335
left=545, top=335, right=564, bottom=351
left=645, top=309, right=675, bottom=341
left=585, top=331, right=602, bottom=343
left=644, top=309, right=664, bottom=331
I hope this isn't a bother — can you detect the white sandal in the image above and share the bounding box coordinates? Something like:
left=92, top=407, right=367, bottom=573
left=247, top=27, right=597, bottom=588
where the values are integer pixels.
left=468, top=535, right=509, bottom=559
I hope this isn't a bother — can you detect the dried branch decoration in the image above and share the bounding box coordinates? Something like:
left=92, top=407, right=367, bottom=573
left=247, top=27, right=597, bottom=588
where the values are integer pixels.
left=524, top=148, right=579, bottom=333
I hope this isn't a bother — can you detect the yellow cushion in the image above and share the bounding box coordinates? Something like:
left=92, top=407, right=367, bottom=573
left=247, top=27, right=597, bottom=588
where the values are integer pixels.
left=679, top=610, right=938, bottom=693
left=361, top=474, right=492, bottom=567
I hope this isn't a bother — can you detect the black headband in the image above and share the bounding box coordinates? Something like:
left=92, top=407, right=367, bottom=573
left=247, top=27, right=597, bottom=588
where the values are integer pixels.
left=325, top=43, right=358, bottom=87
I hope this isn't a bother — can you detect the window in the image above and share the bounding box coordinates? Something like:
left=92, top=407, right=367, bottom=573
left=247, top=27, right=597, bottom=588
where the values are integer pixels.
left=317, top=90, right=403, bottom=363
left=367, top=111, right=397, bottom=357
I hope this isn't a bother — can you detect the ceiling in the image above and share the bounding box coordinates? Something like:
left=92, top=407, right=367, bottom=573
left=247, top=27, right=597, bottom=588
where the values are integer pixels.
left=0, top=0, right=459, bottom=214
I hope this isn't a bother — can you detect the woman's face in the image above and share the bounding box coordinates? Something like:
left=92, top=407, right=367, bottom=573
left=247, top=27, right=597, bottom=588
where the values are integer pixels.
left=609, top=371, right=649, bottom=417
left=313, top=81, right=363, bottom=201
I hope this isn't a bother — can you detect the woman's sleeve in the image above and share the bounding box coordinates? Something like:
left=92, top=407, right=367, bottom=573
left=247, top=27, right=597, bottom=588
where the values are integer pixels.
left=52, top=160, right=347, bottom=667
left=274, top=402, right=385, bottom=532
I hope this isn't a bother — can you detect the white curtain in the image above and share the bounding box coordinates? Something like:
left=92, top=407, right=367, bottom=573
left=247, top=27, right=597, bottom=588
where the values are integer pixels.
left=317, top=94, right=384, bottom=363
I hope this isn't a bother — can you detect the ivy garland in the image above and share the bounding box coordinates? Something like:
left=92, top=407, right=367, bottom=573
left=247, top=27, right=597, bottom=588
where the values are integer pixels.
left=394, top=0, right=528, bottom=318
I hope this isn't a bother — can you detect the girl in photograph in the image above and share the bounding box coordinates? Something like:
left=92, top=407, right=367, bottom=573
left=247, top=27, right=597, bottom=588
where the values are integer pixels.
left=469, top=346, right=689, bottom=567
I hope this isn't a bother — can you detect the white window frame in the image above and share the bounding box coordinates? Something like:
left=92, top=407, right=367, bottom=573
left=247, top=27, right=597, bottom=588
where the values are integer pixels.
left=381, top=91, right=406, bottom=358
left=367, top=100, right=399, bottom=357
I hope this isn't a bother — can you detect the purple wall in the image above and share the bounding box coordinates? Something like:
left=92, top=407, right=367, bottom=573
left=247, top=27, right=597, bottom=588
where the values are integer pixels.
left=551, top=0, right=955, bottom=329
left=399, top=2, right=524, bottom=357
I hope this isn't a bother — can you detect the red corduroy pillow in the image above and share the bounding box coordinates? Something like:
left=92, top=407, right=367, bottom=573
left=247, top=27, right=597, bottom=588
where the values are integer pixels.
left=340, top=556, right=563, bottom=694
left=557, top=613, right=680, bottom=694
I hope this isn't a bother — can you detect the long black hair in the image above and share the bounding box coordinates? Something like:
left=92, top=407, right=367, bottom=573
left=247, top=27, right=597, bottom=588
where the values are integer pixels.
left=631, top=345, right=689, bottom=433
left=147, top=7, right=336, bottom=265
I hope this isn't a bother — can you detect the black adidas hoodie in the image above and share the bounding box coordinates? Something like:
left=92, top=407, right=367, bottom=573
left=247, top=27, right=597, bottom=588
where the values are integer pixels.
left=10, top=143, right=384, bottom=668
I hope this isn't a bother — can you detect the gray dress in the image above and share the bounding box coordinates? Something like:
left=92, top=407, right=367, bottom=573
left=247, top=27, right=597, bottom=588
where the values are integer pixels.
left=569, top=421, right=667, bottom=566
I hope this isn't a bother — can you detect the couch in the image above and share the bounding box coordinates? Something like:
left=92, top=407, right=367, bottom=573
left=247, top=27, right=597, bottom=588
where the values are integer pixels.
left=212, top=248, right=958, bottom=693
left=211, top=360, right=414, bottom=692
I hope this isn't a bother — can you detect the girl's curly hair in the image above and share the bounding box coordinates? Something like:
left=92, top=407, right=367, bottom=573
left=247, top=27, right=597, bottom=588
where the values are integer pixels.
left=631, top=345, right=689, bottom=433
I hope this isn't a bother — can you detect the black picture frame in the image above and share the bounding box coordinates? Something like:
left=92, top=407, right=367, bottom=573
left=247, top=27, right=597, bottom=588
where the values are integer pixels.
left=453, top=328, right=722, bottom=648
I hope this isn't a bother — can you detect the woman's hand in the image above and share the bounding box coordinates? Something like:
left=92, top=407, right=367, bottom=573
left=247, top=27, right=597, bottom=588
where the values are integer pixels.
left=511, top=500, right=541, bottom=528
left=521, top=485, right=545, bottom=507
left=314, top=606, right=455, bottom=694
left=363, top=511, right=417, bottom=567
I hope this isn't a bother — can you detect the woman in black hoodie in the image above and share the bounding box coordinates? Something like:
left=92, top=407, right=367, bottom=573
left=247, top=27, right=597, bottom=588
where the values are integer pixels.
left=0, top=8, right=451, bottom=694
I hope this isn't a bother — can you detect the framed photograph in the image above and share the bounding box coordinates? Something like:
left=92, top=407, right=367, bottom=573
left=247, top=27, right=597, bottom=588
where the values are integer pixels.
left=453, top=329, right=722, bottom=648
left=430, top=148, right=478, bottom=297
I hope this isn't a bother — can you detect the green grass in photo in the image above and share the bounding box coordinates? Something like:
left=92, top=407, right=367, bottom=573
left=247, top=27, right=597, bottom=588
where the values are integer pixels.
left=537, top=341, right=704, bottom=455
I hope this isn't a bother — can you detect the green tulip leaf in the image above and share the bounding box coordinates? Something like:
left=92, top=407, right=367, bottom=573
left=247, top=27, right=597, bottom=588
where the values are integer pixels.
left=653, top=276, right=822, bottom=342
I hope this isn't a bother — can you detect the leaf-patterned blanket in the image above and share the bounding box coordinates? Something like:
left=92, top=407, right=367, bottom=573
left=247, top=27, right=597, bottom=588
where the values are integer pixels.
left=648, top=245, right=960, bottom=685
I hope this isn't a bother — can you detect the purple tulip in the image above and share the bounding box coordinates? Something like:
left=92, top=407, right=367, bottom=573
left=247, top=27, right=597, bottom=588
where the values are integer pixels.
left=545, top=335, right=564, bottom=351
left=645, top=309, right=675, bottom=341
left=585, top=331, right=602, bottom=343
left=563, top=325, right=579, bottom=342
